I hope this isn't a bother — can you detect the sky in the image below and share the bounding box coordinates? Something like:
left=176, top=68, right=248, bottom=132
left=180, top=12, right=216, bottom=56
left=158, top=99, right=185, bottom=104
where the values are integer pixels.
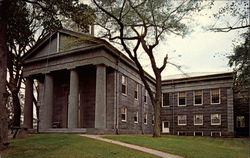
left=83, top=0, right=248, bottom=79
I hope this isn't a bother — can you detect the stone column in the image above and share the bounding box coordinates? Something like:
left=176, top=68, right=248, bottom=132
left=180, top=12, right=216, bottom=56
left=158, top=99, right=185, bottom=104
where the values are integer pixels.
left=95, top=64, right=106, bottom=128
left=68, top=69, right=79, bottom=129
left=42, top=74, right=53, bottom=129
left=24, top=77, right=33, bottom=129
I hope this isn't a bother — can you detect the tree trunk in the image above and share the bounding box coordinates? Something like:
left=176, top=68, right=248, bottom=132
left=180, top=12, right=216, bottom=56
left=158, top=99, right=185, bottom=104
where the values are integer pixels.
left=0, top=0, right=10, bottom=150
left=153, top=72, right=162, bottom=137
left=12, top=92, right=21, bottom=127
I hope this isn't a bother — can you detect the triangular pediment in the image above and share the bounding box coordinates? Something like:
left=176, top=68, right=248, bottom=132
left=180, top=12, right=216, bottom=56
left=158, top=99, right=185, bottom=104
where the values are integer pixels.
left=23, top=29, right=99, bottom=61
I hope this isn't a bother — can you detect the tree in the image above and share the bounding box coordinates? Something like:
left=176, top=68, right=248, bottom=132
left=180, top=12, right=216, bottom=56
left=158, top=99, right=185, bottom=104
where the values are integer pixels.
left=209, top=0, right=249, bottom=32
left=92, top=0, right=207, bottom=137
left=228, top=31, right=250, bottom=92
left=0, top=0, right=94, bottom=149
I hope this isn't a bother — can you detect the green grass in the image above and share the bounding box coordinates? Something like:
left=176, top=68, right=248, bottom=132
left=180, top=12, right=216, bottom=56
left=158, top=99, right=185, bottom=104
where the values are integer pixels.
left=103, top=135, right=249, bottom=158
left=0, top=134, right=160, bottom=158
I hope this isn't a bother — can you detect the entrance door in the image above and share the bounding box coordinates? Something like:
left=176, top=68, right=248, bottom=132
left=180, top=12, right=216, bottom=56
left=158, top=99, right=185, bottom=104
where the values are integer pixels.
left=162, top=121, right=170, bottom=133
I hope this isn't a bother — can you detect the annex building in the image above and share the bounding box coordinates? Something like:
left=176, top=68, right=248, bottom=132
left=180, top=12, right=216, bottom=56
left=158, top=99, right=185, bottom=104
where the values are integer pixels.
left=22, top=29, right=249, bottom=137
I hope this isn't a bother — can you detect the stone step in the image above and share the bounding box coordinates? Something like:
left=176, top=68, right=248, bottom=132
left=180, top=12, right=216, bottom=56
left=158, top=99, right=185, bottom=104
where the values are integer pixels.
left=44, top=128, right=87, bottom=134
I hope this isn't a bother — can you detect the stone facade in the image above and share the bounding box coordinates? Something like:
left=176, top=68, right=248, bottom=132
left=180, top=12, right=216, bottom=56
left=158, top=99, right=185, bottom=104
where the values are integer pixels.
left=23, top=29, right=248, bottom=136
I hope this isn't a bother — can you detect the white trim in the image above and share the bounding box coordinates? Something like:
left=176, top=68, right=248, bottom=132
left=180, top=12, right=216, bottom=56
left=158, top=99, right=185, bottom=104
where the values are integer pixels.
left=178, top=92, right=186, bottom=106
left=210, top=88, right=221, bottom=104
left=194, top=131, right=203, bottom=136
left=193, top=90, right=203, bottom=106
left=121, top=75, right=127, bottom=96
left=121, top=107, right=127, bottom=122
left=211, top=131, right=221, bottom=137
left=178, top=115, right=187, bottom=126
left=162, top=93, right=170, bottom=107
left=134, top=112, right=139, bottom=123
left=211, top=114, right=221, bottom=125
left=194, top=114, right=203, bottom=125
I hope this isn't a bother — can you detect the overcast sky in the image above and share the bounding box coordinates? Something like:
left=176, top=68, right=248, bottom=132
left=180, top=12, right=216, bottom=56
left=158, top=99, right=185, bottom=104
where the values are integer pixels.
left=84, top=0, right=248, bottom=79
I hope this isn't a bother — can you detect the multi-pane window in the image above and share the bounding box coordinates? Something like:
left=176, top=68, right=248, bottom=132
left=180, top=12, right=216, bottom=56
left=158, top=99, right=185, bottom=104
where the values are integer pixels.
left=236, top=116, right=245, bottom=128
left=211, top=114, right=221, bottom=125
left=121, top=107, right=127, bottom=122
left=162, top=93, right=170, bottom=107
left=194, top=90, right=203, bottom=105
left=211, top=89, right=220, bottom=104
left=194, top=114, right=203, bottom=125
left=211, top=131, right=221, bottom=137
left=178, top=115, right=187, bottom=125
left=144, top=113, right=147, bottom=124
left=194, top=131, right=203, bottom=136
left=121, top=75, right=127, bottom=95
left=178, top=92, right=186, bottom=106
left=134, top=112, right=138, bottom=123
left=134, top=83, right=138, bottom=100
left=144, top=90, right=147, bottom=104
left=152, top=115, right=155, bottom=125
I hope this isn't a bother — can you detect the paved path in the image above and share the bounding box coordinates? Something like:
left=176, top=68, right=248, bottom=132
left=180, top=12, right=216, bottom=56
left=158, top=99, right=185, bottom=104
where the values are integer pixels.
left=80, top=135, right=183, bottom=158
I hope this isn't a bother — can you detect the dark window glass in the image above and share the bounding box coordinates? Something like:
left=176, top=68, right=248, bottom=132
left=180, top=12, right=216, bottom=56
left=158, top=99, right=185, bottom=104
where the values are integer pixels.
left=163, top=93, right=170, bottom=106
left=179, top=92, right=186, bottom=105
left=194, top=90, right=202, bottom=104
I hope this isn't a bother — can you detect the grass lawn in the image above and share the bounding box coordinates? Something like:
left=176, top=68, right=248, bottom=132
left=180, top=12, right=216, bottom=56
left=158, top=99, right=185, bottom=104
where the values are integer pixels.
left=103, top=135, right=249, bottom=158
left=0, top=134, right=160, bottom=158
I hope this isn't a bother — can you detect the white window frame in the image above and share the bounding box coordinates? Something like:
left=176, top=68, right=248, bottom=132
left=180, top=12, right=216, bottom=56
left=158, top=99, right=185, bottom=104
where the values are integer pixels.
left=194, top=114, right=203, bottom=125
left=162, top=93, right=170, bottom=107
left=194, top=131, right=203, bottom=136
left=178, top=131, right=186, bottom=136
left=121, top=107, right=127, bottom=122
left=134, top=83, right=139, bottom=100
left=211, top=114, right=221, bottom=125
left=193, top=90, right=203, bottom=105
left=178, top=92, right=186, bottom=106
left=211, top=131, right=221, bottom=137
left=210, top=88, right=220, bottom=104
left=134, top=112, right=139, bottom=123
left=121, top=75, right=127, bottom=96
left=178, top=115, right=187, bottom=126
left=144, top=113, right=147, bottom=124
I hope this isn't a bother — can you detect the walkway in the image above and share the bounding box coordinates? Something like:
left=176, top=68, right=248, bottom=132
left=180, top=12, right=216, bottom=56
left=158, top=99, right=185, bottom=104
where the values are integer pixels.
left=80, top=135, right=183, bottom=158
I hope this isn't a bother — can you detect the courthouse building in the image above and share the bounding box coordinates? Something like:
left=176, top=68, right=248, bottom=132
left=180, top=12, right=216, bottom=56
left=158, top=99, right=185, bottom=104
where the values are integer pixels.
left=22, top=29, right=249, bottom=137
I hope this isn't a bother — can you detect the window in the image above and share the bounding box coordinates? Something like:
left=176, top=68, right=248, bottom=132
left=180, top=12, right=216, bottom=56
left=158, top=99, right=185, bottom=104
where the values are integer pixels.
left=121, top=107, right=127, bottom=122
left=236, top=116, right=245, bottom=128
left=121, top=75, right=127, bottom=95
left=152, top=115, right=155, bottom=125
left=134, top=112, right=138, bottom=123
left=134, top=83, right=138, bottom=100
left=211, top=114, right=221, bottom=125
left=162, top=93, right=170, bottom=107
left=178, top=115, right=187, bottom=125
left=178, top=131, right=187, bottom=136
left=144, top=90, right=147, bottom=104
left=144, top=113, right=147, bottom=124
left=211, top=89, right=220, bottom=104
left=178, top=92, right=186, bottom=106
left=194, top=131, right=203, bottom=136
left=194, top=114, right=203, bottom=125
left=194, top=90, right=203, bottom=105
left=211, top=131, right=221, bottom=137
